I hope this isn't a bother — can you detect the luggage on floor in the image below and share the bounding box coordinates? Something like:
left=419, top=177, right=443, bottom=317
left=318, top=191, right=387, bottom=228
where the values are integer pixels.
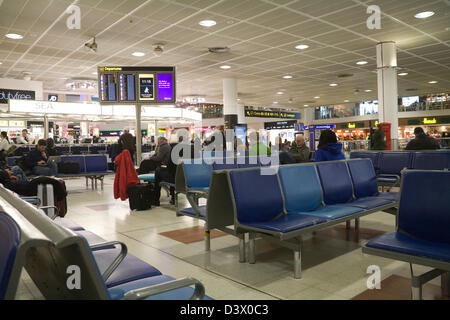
left=58, top=161, right=80, bottom=174
left=37, top=179, right=68, bottom=218
left=126, top=184, right=154, bottom=211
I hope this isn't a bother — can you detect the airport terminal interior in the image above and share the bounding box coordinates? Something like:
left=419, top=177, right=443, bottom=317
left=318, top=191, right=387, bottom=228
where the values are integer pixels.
left=0, top=0, right=450, bottom=302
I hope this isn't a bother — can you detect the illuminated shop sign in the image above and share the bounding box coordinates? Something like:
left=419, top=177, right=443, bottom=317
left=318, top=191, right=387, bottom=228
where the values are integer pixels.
left=423, top=118, right=437, bottom=124
left=348, top=123, right=356, bottom=129
left=0, top=89, right=35, bottom=104
left=245, top=109, right=300, bottom=119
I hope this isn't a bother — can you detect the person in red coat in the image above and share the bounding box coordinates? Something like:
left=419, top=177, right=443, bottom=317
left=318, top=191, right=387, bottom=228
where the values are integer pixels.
left=114, top=149, right=140, bottom=201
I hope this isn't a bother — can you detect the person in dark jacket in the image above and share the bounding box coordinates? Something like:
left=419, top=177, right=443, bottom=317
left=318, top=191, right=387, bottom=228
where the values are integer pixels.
left=371, top=124, right=387, bottom=150
left=119, top=130, right=136, bottom=161
left=152, top=137, right=173, bottom=206
left=289, top=135, right=310, bottom=163
left=405, top=127, right=440, bottom=150
left=25, top=139, right=58, bottom=176
left=314, top=129, right=346, bottom=162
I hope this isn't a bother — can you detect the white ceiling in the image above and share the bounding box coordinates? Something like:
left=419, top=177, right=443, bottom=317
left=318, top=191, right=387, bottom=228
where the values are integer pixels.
left=0, top=0, right=449, bottom=109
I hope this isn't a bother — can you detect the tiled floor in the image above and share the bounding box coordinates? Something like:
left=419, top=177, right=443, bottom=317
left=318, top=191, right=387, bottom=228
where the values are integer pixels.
left=15, top=177, right=449, bottom=300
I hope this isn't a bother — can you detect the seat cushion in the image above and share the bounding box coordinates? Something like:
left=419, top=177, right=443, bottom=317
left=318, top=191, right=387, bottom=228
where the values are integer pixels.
left=366, top=232, right=450, bottom=262
left=348, top=197, right=394, bottom=209
left=138, top=174, right=155, bottom=182
left=75, top=230, right=114, bottom=250
left=242, top=213, right=327, bottom=233
left=294, top=205, right=364, bottom=220
left=54, top=217, right=84, bottom=231
left=378, top=192, right=399, bottom=201
left=108, top=275, right=213, bottom=300
left=377, top=176, right=399, bottom=183
left=92, top=248, right=162, bottom=288
left=179, top=206, right=206, bottom=218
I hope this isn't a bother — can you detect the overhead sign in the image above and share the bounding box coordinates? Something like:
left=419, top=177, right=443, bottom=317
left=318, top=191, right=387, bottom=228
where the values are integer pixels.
left=0, top=89, right=35, bottom=104
left=265, top=120, right=297, bottom=130
left=348, top=123, right=356, bottom=129
left=423, top=118, right=437, bottom=124
left=245, top=109, right=301, bottom=119
left=98, top=66, right=176, bottom=105
left=9, top=99, right=101, bottom=115
left=48, top=94, right=58, bottom=102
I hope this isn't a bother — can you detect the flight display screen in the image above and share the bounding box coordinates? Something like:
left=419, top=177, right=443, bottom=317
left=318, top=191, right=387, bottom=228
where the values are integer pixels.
left=100, top=74, right=117, bottom=102
left=139, top=74, right=155, bottom=101
left=119, top=74, right=136, bottom=101
left=157, top=73, right=174, bottom=101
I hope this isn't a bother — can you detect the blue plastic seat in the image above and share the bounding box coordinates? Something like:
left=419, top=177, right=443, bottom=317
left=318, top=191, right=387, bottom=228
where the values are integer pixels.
left=236, top=156, right=260, bottom=169
left=61, top=155, right=86, bottom=173
left=53, top=217, right=85, bottom=231
left=366, top=232, right=450, bottom=262
left=305, top=205, right=363, bottom=220
left=378, top=192, right=399, bottom=201
left=347, top=197, right=393, bottom=209
left=377, top=152, right=412, bottom=184
left=213, top=158, right=238, bottom=171
left=411, top=152, right=450, bottom=170
left=0, top=212, right=20, bottom=300
left=316, top=162, right=354, bottom=205
left=108, top=275, right=213, bottom=300
left=244, top=213, right=326, bottom=233
left=92, top=248, right=162, bottom=288
left=350, top=152, right=380, bottom=170
left=85, top=155, right=108, bottom=173
left=179, top=206, right=207, bottom=218
left=183, top=161, right=212, bottom=191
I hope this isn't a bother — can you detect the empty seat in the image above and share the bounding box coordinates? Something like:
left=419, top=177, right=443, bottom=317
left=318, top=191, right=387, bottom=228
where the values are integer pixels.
left=0, top=212, right=20, bottom=300
left=316, top=162, right=354, bottom=205
left=213, top=158, right=238, bottom=170
left=278, top=164, right=363, bottom=220
left=378, top=152, right=412, bottom=182
left=183, top=161, right=213, bottom=191
left=236, top=156, right=260, bottom=169
left=350, top=152, right=380, bottom=170
left=411, top=152, right=450, bottom=170
left=85, top=155, right=108, bottom=173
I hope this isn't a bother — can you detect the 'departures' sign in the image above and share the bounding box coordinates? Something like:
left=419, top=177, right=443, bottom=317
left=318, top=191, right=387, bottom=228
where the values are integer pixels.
left=0, top=89, right=35, bottom=104
left=245, top=109, right=301, bottom=119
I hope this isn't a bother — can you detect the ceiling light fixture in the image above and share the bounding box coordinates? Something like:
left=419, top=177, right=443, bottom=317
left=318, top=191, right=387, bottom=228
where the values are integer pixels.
left=414, top=11, right=435, bottom=19
left=329, top=83, right=338, bottom=87
left=428, top=81, right=438, bottom=84
left=356, top=61, right=368, bottom=65
left=132, top=52, right=146, bottom=57
left=295, top=44, right=309, bottom=50
left=277, top=92, right=284, bottom=95
left=273, top=101, right=278, bottom=104
left=314, top=96, right=320, bottom=99
left=365, top=89, right=372, bottom=92
left=5, top=33, right=23, bottom=40
left=283, top=75, right=293, bottom=79
left=344, top=100, right=350, bottom=102
left=304, top=105, right=309, bottom=107
left=220, top=65, right=231, bottom=70
left=199, top=20, right=217, bottom=27
left=398, top=72, right=408, bottom=76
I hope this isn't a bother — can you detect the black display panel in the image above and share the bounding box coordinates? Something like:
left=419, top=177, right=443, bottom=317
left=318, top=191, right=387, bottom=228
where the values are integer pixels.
left=119, top=73, right=136, bottom=102
left=100, top=74, right=117, bottom=102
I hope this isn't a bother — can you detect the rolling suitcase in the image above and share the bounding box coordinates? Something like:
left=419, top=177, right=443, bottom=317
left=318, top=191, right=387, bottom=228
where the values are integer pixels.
left=37, top=180, right=68, bottom=218
left=126, top=184, right=153, bottom=211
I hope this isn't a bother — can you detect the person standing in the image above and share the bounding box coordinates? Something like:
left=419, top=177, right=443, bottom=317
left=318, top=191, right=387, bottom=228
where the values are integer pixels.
left=371, top=124, right=387, bottom=150
left=119, top=130, right=136, bottom=161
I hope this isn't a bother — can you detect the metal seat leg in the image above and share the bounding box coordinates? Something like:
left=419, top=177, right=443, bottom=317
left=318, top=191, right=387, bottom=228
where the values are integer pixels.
left=248, top=233, right=256, bottom=264
left=239, top=234, right=246, bottom=263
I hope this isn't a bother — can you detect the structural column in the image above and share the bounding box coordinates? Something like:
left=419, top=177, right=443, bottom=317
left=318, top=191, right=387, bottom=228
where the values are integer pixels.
left=237, top=103, right=246, bottom=125
left=377, top=41, right=399, bottom=150
left=223, top=78, right=238, bottom=130
left=44, top=115, right=49, bottom=140
left=136, top=104, right=142, bottom=165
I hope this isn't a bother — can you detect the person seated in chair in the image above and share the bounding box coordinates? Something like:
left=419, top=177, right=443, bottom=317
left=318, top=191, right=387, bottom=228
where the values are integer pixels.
left=25, top=139, right=58, bottom=176
left=405, top=127, right=440, bottom=150
left=314, top=129, right=346, bottom=162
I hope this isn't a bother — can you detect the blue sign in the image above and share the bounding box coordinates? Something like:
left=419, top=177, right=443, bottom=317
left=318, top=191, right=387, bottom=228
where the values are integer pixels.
left=303, top=124, right=336, bottom=130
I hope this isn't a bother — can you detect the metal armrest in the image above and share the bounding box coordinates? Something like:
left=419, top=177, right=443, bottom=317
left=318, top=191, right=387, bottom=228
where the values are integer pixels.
left=21, top=197, right=41, bottom=206
left=122, top=277, right=205, bottom=300
left=39, top=205, right=60, bottom=220
left=90, top=241, right=128, bottom=282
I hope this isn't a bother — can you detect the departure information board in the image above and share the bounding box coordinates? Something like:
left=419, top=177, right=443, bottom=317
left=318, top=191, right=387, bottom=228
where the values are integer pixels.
left=98, top=66, right=176, bottom=105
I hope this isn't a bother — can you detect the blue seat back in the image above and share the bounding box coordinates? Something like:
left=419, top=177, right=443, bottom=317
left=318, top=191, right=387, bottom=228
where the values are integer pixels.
left=213, top=157, right=238, bottom=170
left=350, top=152, right=380, bottom=170
left=398, top=171, right=450, bottom=244
left=85, top=155, right=108, bottom=173
left=183, top=161, right=213, bottom=189
left=347, top=159, right=379, bottom=198
left=279, top=164, right=323, bottom=212
left=0, top=212, right=20, bottom=300
left=229, top=169, right=283, bottom=223
left=411, top=152, right=450, bottom=170
left=61, top=155, right=86, bottom=173
left=237, top=156, right=260, bottom=169
left=378, top=152, right=412, bottom=175
left=316, top=161, right=354, bottom=205
left=7, top=157, right=18, bottom=167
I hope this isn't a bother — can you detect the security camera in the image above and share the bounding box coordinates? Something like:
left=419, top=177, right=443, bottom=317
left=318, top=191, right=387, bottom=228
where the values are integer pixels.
left=153, top=43, right=164, bottom=57
left=85, top=38, right=98, bottom=53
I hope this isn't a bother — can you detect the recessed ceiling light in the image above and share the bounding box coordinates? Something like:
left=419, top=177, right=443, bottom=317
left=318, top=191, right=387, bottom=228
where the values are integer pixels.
left=344, top=100, right=350, bottom=102
left=356, top=61, right=368, bottom=65
left=220, top=65, right=231, bottom=70
left=428, top=81, right=438, bottom=84
left=283, top=75, right=293, bottom=79
left=273, top=101, right=278, bottom=104
left=314, top=96, right=320, bottom=99
left=5, top=33, right=23, bottom=40
left=414, top=11, right=435, bottom=19
left=365, top=89, right=372, bottom=92
left=295, top=44, right=309, bottom=50
left=398, top=72, right=409, bottom=76
left=304, top=105, right=309, bottom=107
left=199, top=20, right=217, bottom=27
left=132, top=52, right=145, bottom=57
left=0, top=62, right=2, bottom=65
left=277, top=92, right=284, bottom=95
left=329, top=83, right=338, bottom=87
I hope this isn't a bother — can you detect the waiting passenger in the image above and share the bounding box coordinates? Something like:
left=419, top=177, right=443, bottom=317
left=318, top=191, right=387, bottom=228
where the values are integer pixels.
left=119, top=130, right=136, bottom=161
left=16, top=129, right=31, bottom=145
left=25, top=139, right=58, bottom=176
left=314, top=129, right=346, bottom=162
left=405, top=127, right=440, bottom=150
left=0, top=131, right=10, bottom=152
left=249, top=132, right=271, bottom=157
left=289, top=135, right=310, bottom=163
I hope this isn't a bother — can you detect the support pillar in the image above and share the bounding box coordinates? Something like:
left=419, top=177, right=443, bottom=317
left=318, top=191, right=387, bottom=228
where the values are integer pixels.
left=136, top=104, right=142, bottom=165
left=223, top=78, right=238, bottom=130
left=44, top=115, right=49, bottom=140
left=377, top=41, right=399, bottom=150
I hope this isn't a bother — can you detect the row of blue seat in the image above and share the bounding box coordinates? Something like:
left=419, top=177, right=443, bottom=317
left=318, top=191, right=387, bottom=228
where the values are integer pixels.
left=350, top=151, right=450, bottom=184
left=363, top=170, right=450, bottom=300
left=0, top=186, right=210, bottom=300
